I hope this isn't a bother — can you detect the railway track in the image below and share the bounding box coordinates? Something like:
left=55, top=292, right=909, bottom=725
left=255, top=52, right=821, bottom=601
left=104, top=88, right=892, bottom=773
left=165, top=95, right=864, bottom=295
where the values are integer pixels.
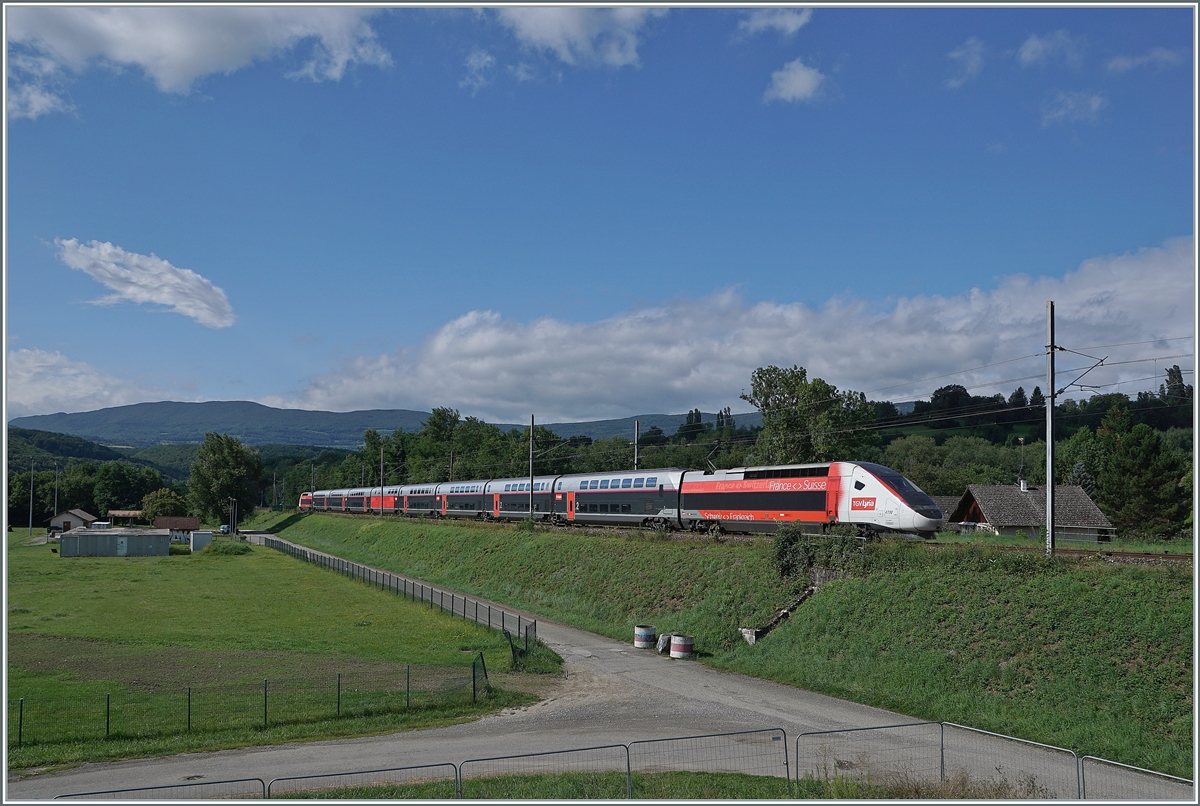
left=927, top=541, right=1192, bottom=563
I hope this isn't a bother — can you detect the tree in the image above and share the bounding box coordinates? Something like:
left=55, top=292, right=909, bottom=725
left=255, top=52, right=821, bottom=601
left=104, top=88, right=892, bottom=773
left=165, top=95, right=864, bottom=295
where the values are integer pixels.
left=1096, top=423, right=1181, bottom=536
left=740, top=365, right=876, bottom=465
left=141, top=488, right=189, bottom=520
left=1008, top=387, right=1028, bottom=409
left=1029, top=387, right=1045, bottom=409
left=93, top=462, right=164, bottom=517
left=1159, top=364, right=1193, bottom=403
left=188, top=433, right=263, bottom=525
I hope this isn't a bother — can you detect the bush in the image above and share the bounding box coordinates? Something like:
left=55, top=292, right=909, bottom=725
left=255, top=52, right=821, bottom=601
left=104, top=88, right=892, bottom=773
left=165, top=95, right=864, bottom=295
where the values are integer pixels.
left=203, top=539, right=252, bottom=556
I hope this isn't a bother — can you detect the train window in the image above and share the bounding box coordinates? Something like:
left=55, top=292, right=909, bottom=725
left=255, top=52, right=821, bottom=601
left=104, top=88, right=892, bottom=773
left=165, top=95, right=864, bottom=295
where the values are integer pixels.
left=633, top=478, right=644, bottom=488
left=590, top=480, right=599, bottom=489
left=599, top=480, right=609, bottom=489
left=504, top=484, right=510, bottom=491
left=855, top=480, right=866, bottom=490
left=621, top=503, right=632, bottom=513
left=599, top=504, right=609, bottom=513
left=645, top=477, right=657, bottom=486
left=611, top=479, right=621, bottom=489
left=622, top=479, right=632, bottom=488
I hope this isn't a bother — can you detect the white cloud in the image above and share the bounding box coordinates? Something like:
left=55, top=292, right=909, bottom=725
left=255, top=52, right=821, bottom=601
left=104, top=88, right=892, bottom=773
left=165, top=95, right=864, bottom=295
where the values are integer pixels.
left=1040, top=90, right=1106, bottom=126
left=945, top=36, right=984, bottom=88
left=738, top=8, right=812, bottom=37
left=55, top=238, right=235, bottom=329
left=1108, top=47, right=1182, bottom=72
left=6, top=6, right=390, bottom=118
left=262, top=238, right=1194, bottom=422
left=459, top=49, right=495, bottom=94
left=4, top=349, right=188, bottom=419
left=1017, top=30, right=1084, bottom=69
left=763, top=58, right=824, bottom=103
left=495, top=7, right=666, bottom=68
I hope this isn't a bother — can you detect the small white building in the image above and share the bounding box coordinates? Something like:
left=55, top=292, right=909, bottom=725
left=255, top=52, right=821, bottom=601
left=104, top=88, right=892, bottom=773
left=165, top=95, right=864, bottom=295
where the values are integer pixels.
left=47, top=509, right=97, bottom=533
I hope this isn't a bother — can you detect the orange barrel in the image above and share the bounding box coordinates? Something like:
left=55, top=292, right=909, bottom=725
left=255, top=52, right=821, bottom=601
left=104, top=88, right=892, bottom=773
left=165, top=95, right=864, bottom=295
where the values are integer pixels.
left=634, top=625, right=656, bottom=648
left=669, top=634, right=694, bottom=659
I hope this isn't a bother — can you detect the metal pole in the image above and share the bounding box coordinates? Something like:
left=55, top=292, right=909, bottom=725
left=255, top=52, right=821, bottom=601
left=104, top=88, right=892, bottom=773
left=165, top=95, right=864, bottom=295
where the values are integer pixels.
left=28, top=459, right=34, bottom=538
left=380, top=445, right=385, bottom=516
left=187, top=687, right=191, bottom=732
left=263, top=679, right=268, bottom=728
left=337, top=673, right=341, bottom=716
left=406, top=666, right=410, bottom=708
left=529, top=414, right=535, bottom=519
left=54, top=463, right=58, bottom=520
left=18, top=698, right=24, bottom=747
left=1046, top=300, right=1056, bottom=556
left=634, top=419, right=639, bottom=470
left=106, top=693, right=110, bottom=736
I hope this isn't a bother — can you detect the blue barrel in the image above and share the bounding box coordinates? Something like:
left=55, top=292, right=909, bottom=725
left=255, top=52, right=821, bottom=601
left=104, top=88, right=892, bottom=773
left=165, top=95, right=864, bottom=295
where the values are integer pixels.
left=634, top=624, right=656, bottom=648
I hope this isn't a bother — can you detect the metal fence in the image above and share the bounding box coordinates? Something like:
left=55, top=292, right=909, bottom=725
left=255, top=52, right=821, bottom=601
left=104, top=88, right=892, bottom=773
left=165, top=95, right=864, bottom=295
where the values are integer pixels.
left=1079, top=755, right=1197, bottom=801
left=268, top=763, right=458, bottom=799
left=794, top=721, right=943, bottom=790
left=629, top=728, right=791, bottom=796
left=460, top=744, right=633, bottom=799
left=55, top=777, right=266, bottom=799
left=255, top=535, right=537, bottom=640
left=940, top=722, right=1080, bottom=799
left=53, top=723, right=1192, bottom=800
left=11, top=659, right=487, bottom=748
left=796, top=721, right=1193, bottom=800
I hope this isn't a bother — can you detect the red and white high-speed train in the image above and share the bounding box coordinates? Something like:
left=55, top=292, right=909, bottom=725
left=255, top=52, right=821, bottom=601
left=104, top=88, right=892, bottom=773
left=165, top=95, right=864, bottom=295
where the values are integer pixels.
left=298, top=461, right=944, bottom=537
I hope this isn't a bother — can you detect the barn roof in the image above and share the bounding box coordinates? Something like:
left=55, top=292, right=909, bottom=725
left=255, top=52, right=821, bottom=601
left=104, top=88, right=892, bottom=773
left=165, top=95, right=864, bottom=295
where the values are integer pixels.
left=154, top=516, right=201, bottom=530
left=948, top=485, right=1112, bottom=529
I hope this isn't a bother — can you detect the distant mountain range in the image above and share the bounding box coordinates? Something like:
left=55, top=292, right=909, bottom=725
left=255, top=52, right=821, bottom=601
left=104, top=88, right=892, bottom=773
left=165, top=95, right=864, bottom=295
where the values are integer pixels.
left=9, top=401, right=763, bottom=449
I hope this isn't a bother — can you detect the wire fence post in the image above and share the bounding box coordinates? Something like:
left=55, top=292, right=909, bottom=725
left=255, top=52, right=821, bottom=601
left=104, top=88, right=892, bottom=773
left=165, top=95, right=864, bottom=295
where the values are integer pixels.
left=18, top=698, right=23, bottom=747
left=187, top=687, right=192, bottom=732
left=472, top=660, right=477, bottom=703
left=406, top=666, right=410, bottom=709
left=337, top=673, right=341, bottom=717
left=262, top=679, right=268, bottom=729
left=105, top=693, right=110, bottom=737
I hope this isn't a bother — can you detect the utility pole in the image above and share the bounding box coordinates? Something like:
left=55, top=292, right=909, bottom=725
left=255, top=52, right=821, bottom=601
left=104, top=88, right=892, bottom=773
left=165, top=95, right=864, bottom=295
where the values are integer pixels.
left=28, top=459, right=35, bottom=538
left=634, top=419, right=639, bottom=471
left=311, top=462, right=315, bottom=494
left=380, top=445, right=385, bottom=517
left=529, top=414, right=535, bottom=519
left=1045, top=300, right=1056, bottom=557
left=54, top=463, right=59, bottom=520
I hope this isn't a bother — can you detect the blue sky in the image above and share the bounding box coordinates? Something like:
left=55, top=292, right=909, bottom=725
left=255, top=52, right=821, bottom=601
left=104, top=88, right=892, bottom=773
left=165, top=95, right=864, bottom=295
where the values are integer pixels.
left=5, top=5, right=1195, bottom=423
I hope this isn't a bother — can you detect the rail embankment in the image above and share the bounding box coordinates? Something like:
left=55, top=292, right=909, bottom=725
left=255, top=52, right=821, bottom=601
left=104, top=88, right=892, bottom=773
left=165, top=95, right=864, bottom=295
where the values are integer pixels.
left=271, top=512, right=1192, bottom=780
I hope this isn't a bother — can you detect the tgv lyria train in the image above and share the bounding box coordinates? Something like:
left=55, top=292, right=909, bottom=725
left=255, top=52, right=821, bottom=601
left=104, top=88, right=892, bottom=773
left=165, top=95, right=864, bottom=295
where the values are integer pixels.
left=299, top=461, right=945, bottom=537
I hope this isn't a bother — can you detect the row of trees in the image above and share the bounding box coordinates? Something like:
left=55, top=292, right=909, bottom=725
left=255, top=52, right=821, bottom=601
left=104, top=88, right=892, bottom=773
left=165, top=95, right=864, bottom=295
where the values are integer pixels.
left=7, top=460, right=174, bottom=528
left=9, top=365, right=1189, bottom=537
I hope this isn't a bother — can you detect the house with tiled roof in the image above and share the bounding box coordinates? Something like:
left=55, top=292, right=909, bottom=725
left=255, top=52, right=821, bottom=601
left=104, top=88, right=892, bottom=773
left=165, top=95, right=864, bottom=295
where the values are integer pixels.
left=946, top=483, right=1115, bottom=542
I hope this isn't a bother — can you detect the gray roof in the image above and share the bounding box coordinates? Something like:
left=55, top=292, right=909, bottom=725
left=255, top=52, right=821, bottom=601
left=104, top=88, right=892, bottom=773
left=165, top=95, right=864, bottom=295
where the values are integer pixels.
left=930, top=496, right=961, bottom=517
left=48, top=509, right=97, bottom=522
left=948, top=485, right=1113, bottom=529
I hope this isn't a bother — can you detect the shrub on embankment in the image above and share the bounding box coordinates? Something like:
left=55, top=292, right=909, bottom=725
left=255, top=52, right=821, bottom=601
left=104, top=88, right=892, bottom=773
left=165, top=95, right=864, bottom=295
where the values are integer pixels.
left=275, top=514, right=1192, bottom=779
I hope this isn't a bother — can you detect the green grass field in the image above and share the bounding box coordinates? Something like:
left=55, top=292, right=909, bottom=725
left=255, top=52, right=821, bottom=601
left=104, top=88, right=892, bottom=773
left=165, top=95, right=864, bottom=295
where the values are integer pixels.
left=270, top=512, right=1193, bottom=779
left=6, top=529, right=534, bottom=768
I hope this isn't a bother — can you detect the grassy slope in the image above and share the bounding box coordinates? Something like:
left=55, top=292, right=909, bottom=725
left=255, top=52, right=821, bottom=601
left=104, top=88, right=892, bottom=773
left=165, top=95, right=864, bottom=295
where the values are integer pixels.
left=275, top=513, right=1193, bottom=778
left=272, top=514, right=789, bottom=654
left=713, top=544, right=1192, bottom=777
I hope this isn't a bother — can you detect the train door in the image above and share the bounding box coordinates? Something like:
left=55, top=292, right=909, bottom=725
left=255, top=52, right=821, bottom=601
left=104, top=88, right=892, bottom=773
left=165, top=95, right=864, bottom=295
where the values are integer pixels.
left=882, top=497, right=899, bottom=529
left=567, top=491, right=575, bottom=520
left=493, top=493, right=500, bottom=518
left=441, top=495, right=447, bottom=516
